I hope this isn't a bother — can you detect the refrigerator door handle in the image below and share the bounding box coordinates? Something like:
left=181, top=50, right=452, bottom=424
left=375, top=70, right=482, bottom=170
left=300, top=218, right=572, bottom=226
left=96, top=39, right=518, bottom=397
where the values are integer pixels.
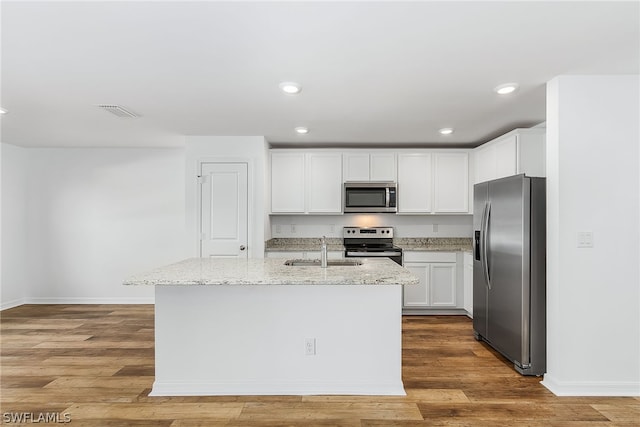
left=480, top=202, right=488, bottom=288
left=482, top=202, right=492, bottom=289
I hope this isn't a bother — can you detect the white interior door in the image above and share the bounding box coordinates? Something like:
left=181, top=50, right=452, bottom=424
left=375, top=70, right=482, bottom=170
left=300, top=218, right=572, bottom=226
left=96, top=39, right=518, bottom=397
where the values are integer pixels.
left=200, top=162, right=248, bottom=258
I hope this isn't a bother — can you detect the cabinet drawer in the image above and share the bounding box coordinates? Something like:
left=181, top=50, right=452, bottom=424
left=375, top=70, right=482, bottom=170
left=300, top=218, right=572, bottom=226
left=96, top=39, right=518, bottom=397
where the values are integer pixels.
left=403, top=251, right=456, bottom=263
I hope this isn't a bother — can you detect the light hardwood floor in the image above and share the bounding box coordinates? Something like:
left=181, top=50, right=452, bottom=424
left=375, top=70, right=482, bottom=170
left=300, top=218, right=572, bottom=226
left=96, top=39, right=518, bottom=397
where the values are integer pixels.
left=1, top=304, right=638, bottom=426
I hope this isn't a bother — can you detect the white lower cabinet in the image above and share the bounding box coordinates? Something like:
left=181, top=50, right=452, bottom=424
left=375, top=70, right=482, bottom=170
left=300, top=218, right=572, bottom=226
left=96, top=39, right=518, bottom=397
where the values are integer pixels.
left=403, top=251, right=462, bottom=312
left=463, top=252, right=473, bottom=317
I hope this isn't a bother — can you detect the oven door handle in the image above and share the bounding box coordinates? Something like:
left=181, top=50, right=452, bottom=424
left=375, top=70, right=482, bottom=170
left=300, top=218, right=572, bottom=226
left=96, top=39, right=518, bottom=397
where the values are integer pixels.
left=346, top=251, right=402, bottom=257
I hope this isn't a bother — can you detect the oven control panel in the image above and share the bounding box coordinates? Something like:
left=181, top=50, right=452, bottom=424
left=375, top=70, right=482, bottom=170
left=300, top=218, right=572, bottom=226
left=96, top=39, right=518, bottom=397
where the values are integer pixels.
left=343, top=227, right=394, bottom=238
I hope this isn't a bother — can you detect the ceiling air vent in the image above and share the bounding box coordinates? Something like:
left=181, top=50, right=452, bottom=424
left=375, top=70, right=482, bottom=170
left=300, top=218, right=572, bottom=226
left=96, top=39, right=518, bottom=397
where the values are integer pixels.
left=97, top=104, right=139, bottom=118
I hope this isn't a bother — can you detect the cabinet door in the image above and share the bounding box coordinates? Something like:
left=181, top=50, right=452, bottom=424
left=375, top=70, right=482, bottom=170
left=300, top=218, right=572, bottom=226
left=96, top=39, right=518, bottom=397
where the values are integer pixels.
left=430, top=263, right=457, bottom=307
left=433, top=153, right=469, bottom=213
left=370, top=153, right=397, bottom=181
left=397, top=153, right=432, bottom=213
left=518, top=132, right=546, bottom=177
left=271, top=152, right=305, bottom=213
left=463, top=252, right=473, bottom=315
left=494, top=135, right=517, bottom=179
left=403, top=262, right=429, bottom=307
left=343, top=153, right=370, bottom=181
left=475, top=145, right=496, bottom=184
left=306, top=153, right=342, bottom=213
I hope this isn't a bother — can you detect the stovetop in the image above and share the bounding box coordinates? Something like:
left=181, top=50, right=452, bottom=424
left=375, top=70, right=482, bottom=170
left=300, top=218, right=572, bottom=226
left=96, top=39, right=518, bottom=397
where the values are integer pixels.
left=343, top=227, right=401, bottom=252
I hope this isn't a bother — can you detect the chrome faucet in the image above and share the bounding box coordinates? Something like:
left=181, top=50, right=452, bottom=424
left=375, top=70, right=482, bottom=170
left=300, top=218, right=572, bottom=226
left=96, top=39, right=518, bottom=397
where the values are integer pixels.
left=320, top=236, right=328, bottom=268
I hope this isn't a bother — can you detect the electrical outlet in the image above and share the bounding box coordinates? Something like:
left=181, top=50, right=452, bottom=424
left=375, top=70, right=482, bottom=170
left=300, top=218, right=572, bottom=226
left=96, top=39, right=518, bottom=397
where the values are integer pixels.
left=291, top=224, right=297, bottom=233
left=330, top=224, right=335, bottom=233
left=305, top=338, right=316, bottom=356
left=275, top=224, right=281, bottom=234
left=433, top=224, right=439, bottom=233
left=577, top=231, right=594, bottom=248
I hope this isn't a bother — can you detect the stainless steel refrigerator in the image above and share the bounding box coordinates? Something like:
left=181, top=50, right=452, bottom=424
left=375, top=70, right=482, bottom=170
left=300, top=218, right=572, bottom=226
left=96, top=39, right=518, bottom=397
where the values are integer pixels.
left=473, top=174, right=546, bottom=376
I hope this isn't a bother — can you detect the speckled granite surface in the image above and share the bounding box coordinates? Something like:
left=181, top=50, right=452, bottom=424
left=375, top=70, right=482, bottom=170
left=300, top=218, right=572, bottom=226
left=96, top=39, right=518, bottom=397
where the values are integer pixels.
left=395, top=237, right=473, bottom=252
left=264, top=237, right=473, bottom=253
left=265, top=238, right=345, bottom=252
left=123, top=257, right=418, bottom=286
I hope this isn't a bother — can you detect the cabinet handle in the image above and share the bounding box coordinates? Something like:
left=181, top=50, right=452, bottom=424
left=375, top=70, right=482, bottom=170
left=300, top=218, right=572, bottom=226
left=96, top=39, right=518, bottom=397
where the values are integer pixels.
left=240, top=245, right=246, bottom=251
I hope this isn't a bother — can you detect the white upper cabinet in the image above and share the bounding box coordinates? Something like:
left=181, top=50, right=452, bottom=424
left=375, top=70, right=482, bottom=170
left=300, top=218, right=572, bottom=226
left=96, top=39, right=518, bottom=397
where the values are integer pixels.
left=271, top=151, right=305, bottom=213
left=473, top=128, right=545, bottom=184
left=270, top=150, right=342, bottom=214
left=397, top=153, right=432, bottom=213
left=306, top=152, right=343, bottom=213
left=494, top=135, right=518, bottom=178
left=433, top=152, right=469, bottom=213
left=272, top=148, right=473, bottom=215
left=397, top=151, right=470, bottom=214
left=343, top=152, right=396, bottom=182
left=370, top=153, right=397, bottom=181
left=343, top=153, right=370, bottom=181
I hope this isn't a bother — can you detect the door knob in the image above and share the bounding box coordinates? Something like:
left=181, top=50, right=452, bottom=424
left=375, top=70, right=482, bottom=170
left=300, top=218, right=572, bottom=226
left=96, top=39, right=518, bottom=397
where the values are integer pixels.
left=240, top=245, right=246, bottom=251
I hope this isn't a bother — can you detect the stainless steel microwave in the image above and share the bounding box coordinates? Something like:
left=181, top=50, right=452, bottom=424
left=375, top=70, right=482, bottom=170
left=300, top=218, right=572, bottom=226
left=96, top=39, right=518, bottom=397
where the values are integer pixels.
left=343, top=182, right=397, bottom=213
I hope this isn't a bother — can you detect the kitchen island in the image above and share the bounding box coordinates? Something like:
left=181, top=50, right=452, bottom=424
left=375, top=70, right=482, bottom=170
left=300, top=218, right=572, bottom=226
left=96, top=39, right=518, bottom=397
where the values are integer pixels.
left=124, top=257, right=418, bottom=396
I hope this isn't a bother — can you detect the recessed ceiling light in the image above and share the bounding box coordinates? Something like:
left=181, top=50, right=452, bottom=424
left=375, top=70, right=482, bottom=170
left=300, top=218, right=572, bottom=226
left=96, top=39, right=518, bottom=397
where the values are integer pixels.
left=494, top=83, right=519, bottom=95
left=295, top=127, right=309, bottom=134
left=439, top=128, right=454, bottom=135
left=97, top=104, right=138, bottom=118
left=0, top=108, right=7, bottom=114
left=279, top=82, right=302, bottom=95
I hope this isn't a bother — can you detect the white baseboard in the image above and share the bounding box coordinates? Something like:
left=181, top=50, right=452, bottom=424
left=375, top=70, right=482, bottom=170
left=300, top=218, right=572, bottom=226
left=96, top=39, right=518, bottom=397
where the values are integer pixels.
left=150, top=380, right=407, bottom=396
left=1, top=296, right=154, bottom=310
left=0, top=297, right=28, bottom=311
left=542, top=374, right=640, bottom=396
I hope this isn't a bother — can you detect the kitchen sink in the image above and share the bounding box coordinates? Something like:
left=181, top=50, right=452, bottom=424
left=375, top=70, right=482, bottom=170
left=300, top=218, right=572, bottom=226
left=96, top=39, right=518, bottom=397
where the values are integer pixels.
left=284, top=259, right=362, bottom=267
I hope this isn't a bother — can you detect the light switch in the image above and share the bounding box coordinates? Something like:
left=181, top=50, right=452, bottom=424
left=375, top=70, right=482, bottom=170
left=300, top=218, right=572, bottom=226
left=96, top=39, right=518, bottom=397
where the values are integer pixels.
left=577, top=231, right=594, bottom=248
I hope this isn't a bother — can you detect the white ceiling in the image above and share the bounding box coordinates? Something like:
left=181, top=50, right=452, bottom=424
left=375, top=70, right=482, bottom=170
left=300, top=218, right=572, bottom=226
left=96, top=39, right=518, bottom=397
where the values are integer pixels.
left=1, top=1, right=638, bottom=148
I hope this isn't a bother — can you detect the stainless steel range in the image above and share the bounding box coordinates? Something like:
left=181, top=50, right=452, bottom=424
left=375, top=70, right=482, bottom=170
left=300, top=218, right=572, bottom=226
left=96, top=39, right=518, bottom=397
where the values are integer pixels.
left=343, top=227, right=403, bottom=265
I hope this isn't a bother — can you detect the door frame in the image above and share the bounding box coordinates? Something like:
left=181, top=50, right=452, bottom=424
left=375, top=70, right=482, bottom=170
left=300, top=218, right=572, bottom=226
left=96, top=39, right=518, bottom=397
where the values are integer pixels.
left=195, top=157, right=255, bottom=259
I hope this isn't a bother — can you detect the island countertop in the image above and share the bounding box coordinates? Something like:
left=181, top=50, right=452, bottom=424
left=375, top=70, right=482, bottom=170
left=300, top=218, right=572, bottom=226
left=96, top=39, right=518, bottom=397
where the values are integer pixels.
left=124, top=257, right=418, bottom=286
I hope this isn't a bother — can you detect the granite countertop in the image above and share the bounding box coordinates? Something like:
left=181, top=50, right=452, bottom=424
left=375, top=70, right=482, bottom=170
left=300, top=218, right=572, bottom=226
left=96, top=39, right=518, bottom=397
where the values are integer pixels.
left=265, top=238, right=345, bottom=252
left=394, top=238, right=473, bottom=253
left=123, top=257, right=418, bottom=286
left=264, top=237, right=473, bottom=253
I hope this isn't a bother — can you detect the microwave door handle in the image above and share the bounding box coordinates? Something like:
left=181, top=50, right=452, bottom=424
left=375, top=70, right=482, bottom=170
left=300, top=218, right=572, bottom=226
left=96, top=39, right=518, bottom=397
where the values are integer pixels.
left=385, top=187, right=390, bottom=208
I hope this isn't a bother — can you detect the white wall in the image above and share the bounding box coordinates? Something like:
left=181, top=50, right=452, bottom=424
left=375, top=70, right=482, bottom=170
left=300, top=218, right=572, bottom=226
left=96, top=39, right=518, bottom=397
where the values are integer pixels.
left=270, top=214, right=473, bottom=238
left=185, top=136, right=268, bottom=258
left=1, top=137, right=269, bottom=307
left=544, top=75, right=640, bottom=396
left=1, top=143, right=29, bottom=309
left=25, top=148, right=188, bottom=303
